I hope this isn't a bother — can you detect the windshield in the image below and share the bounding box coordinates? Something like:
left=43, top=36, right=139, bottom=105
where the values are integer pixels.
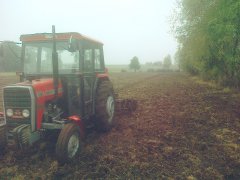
left=24, top=41, right=79, bottom=74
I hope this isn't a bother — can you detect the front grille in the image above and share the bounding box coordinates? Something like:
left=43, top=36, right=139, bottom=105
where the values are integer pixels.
left=4, top=87, right=31, bottom=108
left=3, top=87, right=32, bottom=127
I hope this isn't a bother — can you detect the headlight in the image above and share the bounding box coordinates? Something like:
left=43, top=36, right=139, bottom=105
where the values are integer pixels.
left=22, top=109, right=30, bottom=118
left=6, top=109, right=13, bottom=117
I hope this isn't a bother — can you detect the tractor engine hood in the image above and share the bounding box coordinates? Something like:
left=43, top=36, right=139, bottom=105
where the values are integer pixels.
left=3, top=78, right=63, bottom=130
left=17, top=78, right=63, bottom=100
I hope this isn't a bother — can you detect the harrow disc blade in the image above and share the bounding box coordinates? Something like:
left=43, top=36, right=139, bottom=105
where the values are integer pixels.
left=115, top=99, right=138, bottom=114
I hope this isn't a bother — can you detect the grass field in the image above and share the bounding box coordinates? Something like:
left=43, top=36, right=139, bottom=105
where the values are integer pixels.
left=0, top=72, right=240, bottom=179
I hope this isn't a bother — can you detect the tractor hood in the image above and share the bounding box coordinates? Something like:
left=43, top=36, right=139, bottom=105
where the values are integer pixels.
left=16, top=78, right=63, bottom=99
left=3, top=78, right=63, bottom=130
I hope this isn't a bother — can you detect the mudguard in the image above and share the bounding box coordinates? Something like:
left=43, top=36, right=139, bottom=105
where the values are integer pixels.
left=68, top=115, right=85, bottom=138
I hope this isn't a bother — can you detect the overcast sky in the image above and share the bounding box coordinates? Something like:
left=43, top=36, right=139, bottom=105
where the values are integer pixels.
left=0, top=0, right=178, bottom=65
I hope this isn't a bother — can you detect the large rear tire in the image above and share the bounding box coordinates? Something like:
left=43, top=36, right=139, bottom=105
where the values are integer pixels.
left=56, top=123, right=81, bottom=163
left=95, top=80, right=115, bottom=132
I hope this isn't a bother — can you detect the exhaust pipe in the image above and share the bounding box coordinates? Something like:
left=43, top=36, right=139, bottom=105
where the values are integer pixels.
left=52, top=25, right=59, bottom=97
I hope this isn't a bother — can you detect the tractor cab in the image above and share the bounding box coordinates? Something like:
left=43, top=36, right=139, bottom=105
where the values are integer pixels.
left=21, top=32, right=105, bottom=75
left=20, top=31, right=106, bottom=121
left=0, top=26, right=115, bottom=163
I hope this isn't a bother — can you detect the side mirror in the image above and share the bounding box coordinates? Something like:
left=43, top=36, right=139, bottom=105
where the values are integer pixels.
left=68, top=36, right=78, bottom=52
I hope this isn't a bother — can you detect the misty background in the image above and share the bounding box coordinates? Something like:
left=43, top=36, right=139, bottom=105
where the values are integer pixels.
left=0, top=0, right=177, bottom=65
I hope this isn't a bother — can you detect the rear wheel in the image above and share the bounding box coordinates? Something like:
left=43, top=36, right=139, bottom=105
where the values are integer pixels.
left=56, top=123, right=81, bottom=163
left=95, top=81, right=115, bottom=132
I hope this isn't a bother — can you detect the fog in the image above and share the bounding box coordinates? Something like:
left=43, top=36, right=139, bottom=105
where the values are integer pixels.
left=0, top=0, right=178, bottom=65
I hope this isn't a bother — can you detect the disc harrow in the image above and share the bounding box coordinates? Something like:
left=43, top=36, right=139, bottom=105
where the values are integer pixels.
left=115, top=98, right=138, bottom=114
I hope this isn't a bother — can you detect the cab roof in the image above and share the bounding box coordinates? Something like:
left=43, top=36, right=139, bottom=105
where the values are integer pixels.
left=20, top=32, right=103, bottom=45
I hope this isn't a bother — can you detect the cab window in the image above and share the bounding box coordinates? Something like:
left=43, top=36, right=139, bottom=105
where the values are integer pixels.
left=84, top=49, right=93, bottom=71
left=94, top=49, right=101, bottom=70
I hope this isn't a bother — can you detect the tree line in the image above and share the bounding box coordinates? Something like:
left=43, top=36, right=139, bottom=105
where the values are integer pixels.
left=173, top=0, right=240, bottom=87
left=0, top=42, right=21, bottom=72
left=129, top=55, right=173, bottom=72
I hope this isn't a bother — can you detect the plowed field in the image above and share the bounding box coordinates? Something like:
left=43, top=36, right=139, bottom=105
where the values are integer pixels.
left=0, top=72, right=240, bottom=179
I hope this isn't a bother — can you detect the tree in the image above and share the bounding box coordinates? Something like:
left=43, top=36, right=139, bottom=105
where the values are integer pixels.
left=129, top=56, right=140, bottom=72
left=172, top=0, right=240, bottom=87
left=153, top=61, right=162, bottom=67
left=145, top=62, right=153, bottom=66
left=0, top=41, right=21, bottom=72
left=163, top=55, right=172, bottom=69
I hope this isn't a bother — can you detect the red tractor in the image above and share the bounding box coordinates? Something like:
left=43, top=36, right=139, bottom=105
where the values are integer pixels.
left=0, top=26, right=115, bottom=163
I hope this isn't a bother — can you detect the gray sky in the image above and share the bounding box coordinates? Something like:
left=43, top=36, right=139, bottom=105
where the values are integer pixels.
left=0, top=0, right=178, bottom=65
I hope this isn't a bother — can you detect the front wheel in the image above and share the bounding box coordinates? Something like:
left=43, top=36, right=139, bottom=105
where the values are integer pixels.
left=56, top=123, right=82, bottom=163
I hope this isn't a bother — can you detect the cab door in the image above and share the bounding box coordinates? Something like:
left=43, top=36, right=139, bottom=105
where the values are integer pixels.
left=82, top=45, right=105, bottom=119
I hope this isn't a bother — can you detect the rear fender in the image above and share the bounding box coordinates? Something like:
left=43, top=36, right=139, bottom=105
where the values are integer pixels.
left=96, top=68, right=109, bottom=80
left=67, top=115, right=85, bottom=138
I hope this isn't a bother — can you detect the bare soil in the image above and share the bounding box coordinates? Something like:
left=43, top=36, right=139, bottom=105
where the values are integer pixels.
left=0, top=72, right=240, bottom=179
